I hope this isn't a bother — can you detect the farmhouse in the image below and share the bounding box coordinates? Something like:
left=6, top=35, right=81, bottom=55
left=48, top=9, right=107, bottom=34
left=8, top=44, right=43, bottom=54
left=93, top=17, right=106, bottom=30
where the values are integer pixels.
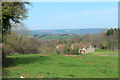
left=71, top=43, right=95, bottom=54
left=56, top=43, right=95, bottom=54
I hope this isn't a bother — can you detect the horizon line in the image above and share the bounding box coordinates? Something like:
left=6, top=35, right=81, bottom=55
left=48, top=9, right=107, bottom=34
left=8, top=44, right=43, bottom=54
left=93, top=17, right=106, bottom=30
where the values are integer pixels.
left=29, top=27, right=117, bottom=31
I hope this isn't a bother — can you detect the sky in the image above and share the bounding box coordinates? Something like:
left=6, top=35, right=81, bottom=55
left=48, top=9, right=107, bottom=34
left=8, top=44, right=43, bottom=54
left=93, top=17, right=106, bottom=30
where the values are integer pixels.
left=23, top=2, right=118, bottom=30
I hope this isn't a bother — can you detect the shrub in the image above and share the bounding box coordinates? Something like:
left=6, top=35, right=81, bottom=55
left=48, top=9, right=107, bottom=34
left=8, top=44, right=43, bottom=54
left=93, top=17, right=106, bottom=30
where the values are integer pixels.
left=56, top=49, right=60, bottom=54
left=2, top=43, right=15, bottom=55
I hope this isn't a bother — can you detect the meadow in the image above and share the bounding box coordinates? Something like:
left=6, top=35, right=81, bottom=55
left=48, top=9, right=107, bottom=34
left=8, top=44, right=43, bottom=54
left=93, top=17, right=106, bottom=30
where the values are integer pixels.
left=39, top=36, right=68, bottom=40
left=3, top=49, right=118, bottom=78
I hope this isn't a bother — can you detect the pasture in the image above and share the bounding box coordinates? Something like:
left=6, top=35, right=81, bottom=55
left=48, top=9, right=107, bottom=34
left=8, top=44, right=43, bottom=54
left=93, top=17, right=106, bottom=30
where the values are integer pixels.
left=3, top=49, right=118, bottom=78
left=39, top=36, right=68, bottom=40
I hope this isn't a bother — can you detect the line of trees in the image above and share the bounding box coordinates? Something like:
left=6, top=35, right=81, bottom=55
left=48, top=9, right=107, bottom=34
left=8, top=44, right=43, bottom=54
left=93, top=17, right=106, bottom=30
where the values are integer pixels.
left=3, top=27, right=118, bottom=56
left=3, top=24, right=41, bottom=55
left=57, top=28, right=119, bottom=51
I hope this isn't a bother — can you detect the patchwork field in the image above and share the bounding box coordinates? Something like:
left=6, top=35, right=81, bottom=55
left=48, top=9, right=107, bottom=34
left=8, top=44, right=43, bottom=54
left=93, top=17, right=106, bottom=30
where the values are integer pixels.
left=3, top=49, right=118, bottom=78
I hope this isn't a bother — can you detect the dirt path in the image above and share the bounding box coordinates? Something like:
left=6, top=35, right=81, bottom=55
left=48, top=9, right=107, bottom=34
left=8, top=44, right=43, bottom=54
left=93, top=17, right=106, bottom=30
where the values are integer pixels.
left=64, top=55, right=82, bottom=57
left=40, top=54, right=49, bottom=56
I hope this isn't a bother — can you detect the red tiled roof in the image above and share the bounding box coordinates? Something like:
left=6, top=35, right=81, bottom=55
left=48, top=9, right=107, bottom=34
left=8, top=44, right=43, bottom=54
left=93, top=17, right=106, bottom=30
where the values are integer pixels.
left=57, top=44, right=65, bottom=50
left=72, top=43, right=92, bottom=49
left=72, top=43, right=84, bottom=49
left=57, top=43, right=92, bottom=50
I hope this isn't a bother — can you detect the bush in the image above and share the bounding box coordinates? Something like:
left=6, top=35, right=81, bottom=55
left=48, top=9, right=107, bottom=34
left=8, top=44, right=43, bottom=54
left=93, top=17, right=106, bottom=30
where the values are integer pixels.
left=56, top=49, right=60, bottom=54
left=24, top=37, right=40, bottom=54
left=2, top=43, right=15, bottom=55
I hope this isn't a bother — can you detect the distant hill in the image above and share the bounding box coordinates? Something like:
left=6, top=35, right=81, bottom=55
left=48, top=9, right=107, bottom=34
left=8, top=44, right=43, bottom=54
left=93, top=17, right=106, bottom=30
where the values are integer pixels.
left=30, top=28, right=106, bottom=36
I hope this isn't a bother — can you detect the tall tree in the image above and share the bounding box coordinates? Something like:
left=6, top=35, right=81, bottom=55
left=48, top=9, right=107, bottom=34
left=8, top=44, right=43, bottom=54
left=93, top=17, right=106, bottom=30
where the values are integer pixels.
left=2, top=2, right=31, bottom=62
left=2, top=2, right=31, bottom=35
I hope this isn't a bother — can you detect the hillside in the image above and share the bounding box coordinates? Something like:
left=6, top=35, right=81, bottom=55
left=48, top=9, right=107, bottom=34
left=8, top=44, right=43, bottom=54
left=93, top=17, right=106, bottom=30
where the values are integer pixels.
left=30, top=28, right=106, bottom=36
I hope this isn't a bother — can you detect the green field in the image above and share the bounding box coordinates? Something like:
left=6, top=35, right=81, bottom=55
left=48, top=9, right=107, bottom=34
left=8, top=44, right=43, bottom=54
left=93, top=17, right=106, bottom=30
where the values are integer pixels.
left=3, top=49, right=118, bottom=78
left=39, top=36, right=68, bottom=40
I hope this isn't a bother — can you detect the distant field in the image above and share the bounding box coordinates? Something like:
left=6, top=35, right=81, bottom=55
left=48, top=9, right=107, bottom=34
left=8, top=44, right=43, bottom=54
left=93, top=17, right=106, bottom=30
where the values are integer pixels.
left=3, top=49, right=118, bottom=78
left=39, top=36, right=68, bottom=40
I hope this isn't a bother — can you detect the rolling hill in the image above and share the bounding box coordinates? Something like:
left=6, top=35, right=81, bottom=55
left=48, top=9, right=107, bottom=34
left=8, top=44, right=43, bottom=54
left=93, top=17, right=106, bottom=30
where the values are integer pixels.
left=30, top=28, right=106, bottom=36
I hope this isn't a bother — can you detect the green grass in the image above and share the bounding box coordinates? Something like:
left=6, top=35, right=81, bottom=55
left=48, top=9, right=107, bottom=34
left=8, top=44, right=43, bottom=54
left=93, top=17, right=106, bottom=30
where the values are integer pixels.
left=94, top=49, right=118, bottom=56
left=39, top=36, right=68, bottom=40
left=95, top=49, right=114, bottom=52
left=3, top=49, right=118, bottom=78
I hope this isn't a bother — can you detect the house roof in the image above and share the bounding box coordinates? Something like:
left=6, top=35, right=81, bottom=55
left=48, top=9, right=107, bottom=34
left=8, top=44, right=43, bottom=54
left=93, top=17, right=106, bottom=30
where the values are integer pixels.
left=57, top=43, right=93, bottom=50
left=71, top=43, right=92, bottom=49
left=72, top=43, right=84, bottom=49
left=57, top=44, right=65, bottom=50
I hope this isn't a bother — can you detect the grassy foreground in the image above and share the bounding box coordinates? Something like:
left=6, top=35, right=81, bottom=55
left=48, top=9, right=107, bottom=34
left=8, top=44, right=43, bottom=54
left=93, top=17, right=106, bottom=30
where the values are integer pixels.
left=3, top=49, right=118, bottom=78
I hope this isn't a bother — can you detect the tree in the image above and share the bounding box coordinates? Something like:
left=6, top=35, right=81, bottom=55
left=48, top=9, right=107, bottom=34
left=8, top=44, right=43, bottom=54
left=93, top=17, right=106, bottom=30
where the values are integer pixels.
left=64, top=44, right=68, bottom=54
left=2, top=2, right=31, bottom=62
left=2, top=2, right=31, bottom=35
left=102, top=41, right=108, bottom=49
left=106, top=28, right=114, bottom=36
left=5, top=23, right=40, bottom=54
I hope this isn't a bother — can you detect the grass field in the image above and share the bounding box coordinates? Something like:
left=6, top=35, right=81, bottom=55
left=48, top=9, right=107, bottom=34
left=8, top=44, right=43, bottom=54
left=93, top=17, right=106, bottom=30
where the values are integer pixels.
left=3, top=49, right=118, bottom=78
left=39, top=36, right=68, bottom=40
